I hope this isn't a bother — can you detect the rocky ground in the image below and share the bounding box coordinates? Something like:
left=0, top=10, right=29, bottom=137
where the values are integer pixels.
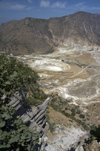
left=16, top=46, right=100, bottom=150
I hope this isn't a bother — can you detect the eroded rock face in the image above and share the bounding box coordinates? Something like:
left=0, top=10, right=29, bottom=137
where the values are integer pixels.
left=0, top=11, right=100, bottom=55
left=83, top=140, right=100, bottom=151
left=16, top=47, right=100, bottom=150
left=2, top=11, right=100, bottom=151
left=45, top=126, right=90, bottom=151
left=9, top=92, right=51, bottom=151
left=22, top=48, right=100, bottom=107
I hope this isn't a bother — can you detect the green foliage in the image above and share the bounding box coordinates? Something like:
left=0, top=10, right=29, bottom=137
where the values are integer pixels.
left=90, top=125, right=100, bottom=142
left=0, top=104, right=39, bottom=151
left=46, top=113, right=55, bottom=133
left=49, top=94, right=89, bottom=130
left=83, top=125, right=100, bottom=147
left=0, top=54, right=39, bottom=150
left=24, top=84, right=47, bottom=106
left=49, top=94, right=62, bottom=112
left=71, top=108, right=76, bottom=116
left=25, top=97, right=40, bottom=106
left=61, top=110, right=89, bottom=130
left=79, top=114, right=85, bottom=119
left=50, top=103, right=58, bottom=111
left=65, top=107, right=68, bottom=110
left=76, top=110, right=81, bottom=114
left=30, top=85, right=47, bottom=100
left=0, top=54, right=38, bottom=105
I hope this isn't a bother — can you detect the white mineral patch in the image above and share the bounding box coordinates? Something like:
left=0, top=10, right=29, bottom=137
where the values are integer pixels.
left=30, top=59, right=70, bottom=71
left=45, top=126, right=88, bottom=151
left=22, top=49, right=100, bottom=105
left=96, top=88, right=100, bottom=94
left=38, top=73, right=49, bottom=78
left=66, top=79, right=87, bottom=87
left=52, top=80, right=59, bottom=84
left=94, top=51, right=100, bottom=63
left=57, top=47, right=76, bottom=54
left=50, top=77, right=100, bottom=104
left=46, top=66, right=63, bottom=71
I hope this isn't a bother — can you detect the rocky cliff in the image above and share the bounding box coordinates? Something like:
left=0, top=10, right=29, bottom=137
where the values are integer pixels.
left=8, top=90, right=100, bottom=151
left=8, top=91, right=51, bottom=151
left=0, top=11, right=100, bottom=55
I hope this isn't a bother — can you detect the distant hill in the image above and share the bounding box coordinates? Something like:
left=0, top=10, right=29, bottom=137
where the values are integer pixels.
left=0, top=11, right=100, bottom=55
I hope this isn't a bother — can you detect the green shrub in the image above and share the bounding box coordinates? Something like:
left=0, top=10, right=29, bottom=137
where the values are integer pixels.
left=50, top=103, right=58, bottom=111
left=0, top=54, right=39, bottom=150
left=61, top=110, right=89, bottom=130
left=0, top=104, right=39, bottom=151
left=0, top=54, right=38, bottom=104
left=71, top=108, right=76, bottom=116
left=25, top=97, right=41, bottom=106
left=46, top=114, right=55, bottom=133
left=76, top=110, right=81, bottom=114
left=90, top=125, right=100, bottom=142
left=79, top=114, right=85, bottom=119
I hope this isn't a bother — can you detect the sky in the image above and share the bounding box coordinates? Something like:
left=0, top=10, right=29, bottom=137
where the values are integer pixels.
left=0, top=0, right=100, bottom=24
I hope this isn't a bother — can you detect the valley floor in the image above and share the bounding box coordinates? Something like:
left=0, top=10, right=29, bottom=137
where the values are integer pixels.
left=16, top=46, right=100, bottom=150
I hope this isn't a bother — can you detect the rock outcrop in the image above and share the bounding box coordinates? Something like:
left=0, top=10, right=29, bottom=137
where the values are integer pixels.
left=8, top=91, right=51, bottom=151
left=0, top=11, right=100, bottom=55
left=8, top=87, right=100, bottom=151
left=45, top=125, right=90, bottom=151
left=83, top=140, right=100, bottom=151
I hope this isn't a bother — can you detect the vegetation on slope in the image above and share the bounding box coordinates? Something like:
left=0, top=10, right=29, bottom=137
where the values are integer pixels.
left=48, top=94, right=89, bottom=130
left=0, top=54, right=47, bottom=151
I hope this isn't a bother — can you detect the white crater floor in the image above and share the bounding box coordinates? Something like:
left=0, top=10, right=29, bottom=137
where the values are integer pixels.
left=45, top=66, right=63, bottom=71
left=30, top=59, right=70, bottom=71
left=20, top=48, right=100, bottom=105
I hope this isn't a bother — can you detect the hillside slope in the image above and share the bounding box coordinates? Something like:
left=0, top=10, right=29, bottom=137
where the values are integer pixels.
left=0, top=11, right=100, bottom=55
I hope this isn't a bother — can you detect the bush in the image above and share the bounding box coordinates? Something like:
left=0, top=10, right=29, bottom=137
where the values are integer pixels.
left=79, top=114, right=85, bottom=119
left=25, top=97, right=41, bottom=106
left=71, top=108, right=76, bottom=116
left=76, top=110, right=81, bottom=114
left=61, top=110, right=89, bottom=130
left=46, top=113, right=55, bottom=133
left=0, top=54, right=38, bottom=104
left=90, top=125, right=100, bottom=142
left=0, top=54, right=39, bottom=150
left=0, top=105, right=39, bottom=151
left=50, top=103, right=58, bottom=111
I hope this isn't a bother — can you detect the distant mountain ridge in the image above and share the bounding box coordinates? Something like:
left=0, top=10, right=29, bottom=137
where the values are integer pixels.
left=0, top=11, right=100, bottom=55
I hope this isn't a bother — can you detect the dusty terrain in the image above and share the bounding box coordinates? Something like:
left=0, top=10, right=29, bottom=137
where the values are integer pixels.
left=16, top=46, right=100, bottom=150
left=1, top=12, right=100, bottom=55
left=20, top=46, right=100, bottom=106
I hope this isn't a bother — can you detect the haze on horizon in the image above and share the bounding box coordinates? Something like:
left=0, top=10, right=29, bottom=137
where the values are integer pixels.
left=0, top=0, right=100, bottom=24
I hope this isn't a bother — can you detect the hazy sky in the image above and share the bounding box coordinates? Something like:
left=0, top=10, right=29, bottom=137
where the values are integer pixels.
left=0, top=0, right=100, bottom=24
